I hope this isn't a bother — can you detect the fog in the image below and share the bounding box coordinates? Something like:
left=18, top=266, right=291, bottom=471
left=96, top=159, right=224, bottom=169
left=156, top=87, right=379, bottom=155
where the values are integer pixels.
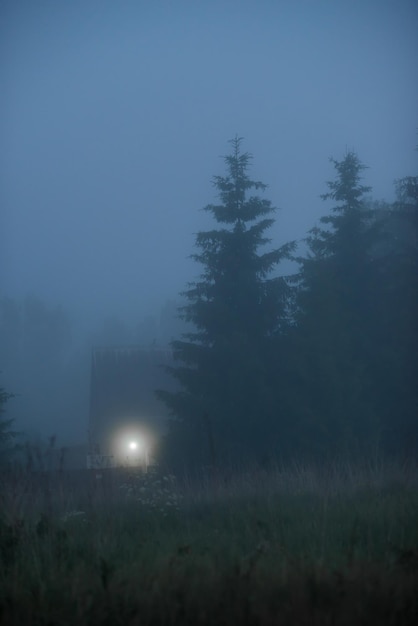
left=1, top=0, right=417, bottom=445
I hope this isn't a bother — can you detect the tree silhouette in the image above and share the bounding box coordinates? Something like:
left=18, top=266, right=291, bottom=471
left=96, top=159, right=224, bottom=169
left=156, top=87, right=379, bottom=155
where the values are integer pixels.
left=158, top=138, right=294, bottom=467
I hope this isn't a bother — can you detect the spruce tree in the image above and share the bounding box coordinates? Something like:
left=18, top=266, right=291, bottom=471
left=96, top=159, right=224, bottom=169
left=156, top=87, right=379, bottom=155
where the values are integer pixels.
left=0, top=384, right=16, bottom=464
left=376, top=174, right=418, bottom=456
left=158, top=138, right=294, bottom=467
left=292, top=151, right=379, bottom=457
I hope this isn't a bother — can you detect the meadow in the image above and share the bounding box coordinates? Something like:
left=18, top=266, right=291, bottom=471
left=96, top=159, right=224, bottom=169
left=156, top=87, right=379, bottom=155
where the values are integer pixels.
left=0, top=459, right=417, bottom=625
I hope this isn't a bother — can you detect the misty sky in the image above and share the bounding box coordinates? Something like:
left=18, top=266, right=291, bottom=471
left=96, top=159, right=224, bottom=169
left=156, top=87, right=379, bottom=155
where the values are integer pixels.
left=2, top=0, right=417, bottom=330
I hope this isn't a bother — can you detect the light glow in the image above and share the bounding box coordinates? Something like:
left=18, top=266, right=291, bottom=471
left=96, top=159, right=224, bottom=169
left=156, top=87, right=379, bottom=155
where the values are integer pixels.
left=111, top=422, right=154, bottom=469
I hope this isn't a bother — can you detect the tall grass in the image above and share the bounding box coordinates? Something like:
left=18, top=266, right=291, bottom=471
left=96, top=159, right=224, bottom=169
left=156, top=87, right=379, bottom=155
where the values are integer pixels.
left=0, top=459, right=417, bottom=625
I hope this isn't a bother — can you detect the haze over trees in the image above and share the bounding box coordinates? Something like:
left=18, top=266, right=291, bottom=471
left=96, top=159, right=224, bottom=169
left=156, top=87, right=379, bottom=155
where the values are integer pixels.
left=0, top=294, right=189, bottom=450
left=157, top=137, right=295, bottom=466
left=158, top=139, right=418, bottom=469
left=288, top=152, right=380, bottom=458
left=373, top=174, right=418, bottom=456
left=0, top=296, right=83, bottom=448
left=0, top=385, right=16, bottom=463
left=1, top=138, right=416, bottom=469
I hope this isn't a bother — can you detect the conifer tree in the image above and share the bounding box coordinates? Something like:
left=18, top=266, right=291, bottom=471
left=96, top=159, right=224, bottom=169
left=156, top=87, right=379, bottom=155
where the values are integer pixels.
left=375, top=174, right=418, bottom=455
left=293, top=152, right=379, bottom=456
left=0, top=384, right=16, bottom=464
left=158, top=138, right=294, bottom=467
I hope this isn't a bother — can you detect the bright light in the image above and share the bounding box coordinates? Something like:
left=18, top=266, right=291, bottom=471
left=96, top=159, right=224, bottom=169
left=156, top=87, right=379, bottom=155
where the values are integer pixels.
left=111, top=424, right=154, bottom=469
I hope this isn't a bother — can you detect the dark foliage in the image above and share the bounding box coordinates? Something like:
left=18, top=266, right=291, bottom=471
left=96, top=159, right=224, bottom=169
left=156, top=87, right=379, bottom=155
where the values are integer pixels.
left=0, top=384, right=17, bottom=464
left=372, top=175, right=418, bottom=456
left=157, top=138, right=295, bottom=468
left=289, top=152, right=382, bottom=458
left=158, top=142, right=417, bottom=469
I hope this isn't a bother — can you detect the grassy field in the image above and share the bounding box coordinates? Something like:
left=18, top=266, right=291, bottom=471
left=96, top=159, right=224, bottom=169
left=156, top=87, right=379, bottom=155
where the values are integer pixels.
left=0, top=460, right=417, bottom=625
